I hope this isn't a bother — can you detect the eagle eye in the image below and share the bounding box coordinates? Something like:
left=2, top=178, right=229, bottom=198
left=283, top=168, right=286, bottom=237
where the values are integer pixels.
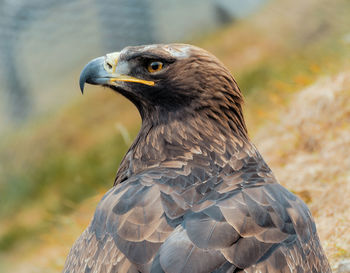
left=147, top=61, right=163, bottom=73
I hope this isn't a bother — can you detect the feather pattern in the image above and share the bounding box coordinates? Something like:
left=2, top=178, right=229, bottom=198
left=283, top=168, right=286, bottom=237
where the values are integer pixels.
left=64, top=44, right=331, bottom=273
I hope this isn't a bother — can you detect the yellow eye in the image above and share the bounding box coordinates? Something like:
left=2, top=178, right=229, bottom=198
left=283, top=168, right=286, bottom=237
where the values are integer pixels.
left=147, top=61, right=163, bottom=73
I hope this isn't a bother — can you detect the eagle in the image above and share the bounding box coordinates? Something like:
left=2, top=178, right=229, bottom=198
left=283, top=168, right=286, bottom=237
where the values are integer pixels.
left=64, top=44, right=331, bottom=273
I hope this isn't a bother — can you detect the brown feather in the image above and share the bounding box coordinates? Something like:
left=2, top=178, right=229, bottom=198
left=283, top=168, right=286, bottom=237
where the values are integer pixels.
left=64, top=44, right=331, bottom=273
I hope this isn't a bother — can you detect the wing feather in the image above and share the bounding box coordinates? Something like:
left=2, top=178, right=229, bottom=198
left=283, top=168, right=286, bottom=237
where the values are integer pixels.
left=64, top=165, right=331, bottom=273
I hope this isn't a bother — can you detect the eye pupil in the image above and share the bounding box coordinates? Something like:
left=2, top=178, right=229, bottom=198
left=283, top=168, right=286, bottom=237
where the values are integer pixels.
left=151, top=63, right=159, bottom=70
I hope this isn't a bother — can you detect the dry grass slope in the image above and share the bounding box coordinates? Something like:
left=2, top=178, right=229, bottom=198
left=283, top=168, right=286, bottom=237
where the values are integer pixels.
left=255, top=72, right=350, bottom=269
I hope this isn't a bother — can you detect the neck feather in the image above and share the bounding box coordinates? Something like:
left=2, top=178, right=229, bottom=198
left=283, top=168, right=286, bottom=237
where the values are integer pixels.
left=114, top=110, right=250, bottom=185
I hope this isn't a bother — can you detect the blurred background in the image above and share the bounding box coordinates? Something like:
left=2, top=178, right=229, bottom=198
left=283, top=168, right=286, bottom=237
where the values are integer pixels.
left=0, top=0, right=349, bottom=271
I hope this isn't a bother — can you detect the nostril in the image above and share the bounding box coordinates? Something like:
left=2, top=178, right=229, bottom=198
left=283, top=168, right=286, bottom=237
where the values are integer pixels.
left=106, top=62, right=113, bottom=70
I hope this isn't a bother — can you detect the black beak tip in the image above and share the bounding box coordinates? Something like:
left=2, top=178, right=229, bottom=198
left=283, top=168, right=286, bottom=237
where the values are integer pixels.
left=78, top=56, right=105, bottom=95
left=79, top=65, right=89, bottom=95
left=79, top=76, right=85, bottom=94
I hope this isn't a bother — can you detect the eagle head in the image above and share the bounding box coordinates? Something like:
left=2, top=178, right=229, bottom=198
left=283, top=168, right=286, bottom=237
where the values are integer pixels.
left=80, top=44, right=247, bottom=136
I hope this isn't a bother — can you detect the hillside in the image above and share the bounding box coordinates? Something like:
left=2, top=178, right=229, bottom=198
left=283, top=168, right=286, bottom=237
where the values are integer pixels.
left=1, top=0, right=350, bottom=271
left=255, top=71, right=350, bottom=269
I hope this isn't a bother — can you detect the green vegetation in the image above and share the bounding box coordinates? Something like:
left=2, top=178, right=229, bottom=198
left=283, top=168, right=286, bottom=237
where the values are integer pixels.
left=0, top=129, right=134, bottom=251
left=1, top=0, right=350, bottom=271
left=0, top=92, right=140, bottom=260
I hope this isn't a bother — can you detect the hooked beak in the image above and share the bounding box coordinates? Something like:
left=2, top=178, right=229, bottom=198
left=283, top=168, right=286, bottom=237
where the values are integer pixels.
left=79, top=52, right=155, bottom=94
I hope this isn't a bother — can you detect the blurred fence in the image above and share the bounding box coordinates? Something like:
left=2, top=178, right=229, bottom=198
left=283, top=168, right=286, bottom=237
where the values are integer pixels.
left=0, top=0, right=266, bottom=131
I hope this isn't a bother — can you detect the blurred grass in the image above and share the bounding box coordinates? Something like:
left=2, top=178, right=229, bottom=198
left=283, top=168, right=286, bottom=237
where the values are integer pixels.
left=0, top=0, right=350, bottom=271
left=199, top=0, right=350, bottom=132
left=0, top=91, right=140, bottom=255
